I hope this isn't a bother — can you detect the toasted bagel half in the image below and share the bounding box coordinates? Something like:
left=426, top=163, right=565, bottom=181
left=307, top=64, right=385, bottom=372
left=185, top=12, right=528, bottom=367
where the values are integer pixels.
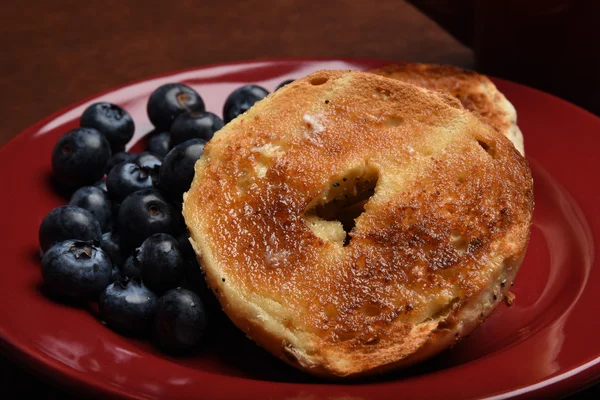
left=182, top=70, right=534, bottom=378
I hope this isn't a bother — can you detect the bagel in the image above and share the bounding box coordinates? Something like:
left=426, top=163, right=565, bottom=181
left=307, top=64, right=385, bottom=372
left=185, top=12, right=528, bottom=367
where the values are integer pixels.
left=182, top=70, right=534, bottom=378
left=370, top=63, right=525, bottom=155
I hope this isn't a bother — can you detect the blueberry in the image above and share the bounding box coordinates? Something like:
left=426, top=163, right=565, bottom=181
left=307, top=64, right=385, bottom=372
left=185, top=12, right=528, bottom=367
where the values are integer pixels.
left=135, top=152, right=163, bottom=168
left=100, top=231, right=124, bottom=266
left=69, top=186, right=112, bottom=232
left=106, top=151, right=136, bottom=174
left=41, top=240, right=112, bottom=299
left=147, top=83, right=205, bottom=131
left=153, top=288, right=207, bottom=352
left=177, top=234, right=196, bottom=263
left=275, top=79, right=294, bottom=90
left=52, top=127, right=112, bottom=187
left=39, top=206, right=102, bottom=252
left=99, top=280, right=157, bottom=334
left=146, top=131, right=172, bottom=158
left=80, top=102, right=135, bottom=151
left=223, top=84, right=269, bottom=123
left=158, top=139, right=205, bottom=199
left=176, top=234, right=202, bottom=285
left=122, top=255, right=141, bottom=280
left=110, top=264, right=123, bottom=283
left=106, top=162, right=154, bottom=203
left=171, top=111, right=223, bottom=145
left=135, top=233, right=184, bottom=294
left=117, top=188, right=181, bottom=250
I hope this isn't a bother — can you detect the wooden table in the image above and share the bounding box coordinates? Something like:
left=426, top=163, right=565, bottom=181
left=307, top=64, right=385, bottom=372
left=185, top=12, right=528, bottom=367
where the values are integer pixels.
left=1, top=1, right=598, bottom=398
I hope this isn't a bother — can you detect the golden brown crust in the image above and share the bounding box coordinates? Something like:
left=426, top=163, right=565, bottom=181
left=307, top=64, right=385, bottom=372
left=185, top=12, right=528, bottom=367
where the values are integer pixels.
left=369, top=63, right=524, bottom=155
left=183, top=70, right=534, bottom=377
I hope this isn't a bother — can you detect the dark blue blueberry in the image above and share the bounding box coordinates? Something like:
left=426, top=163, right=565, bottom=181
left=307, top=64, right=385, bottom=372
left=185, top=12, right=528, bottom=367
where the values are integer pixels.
left=52, top=127, right=112, bottom=187
left=116, top=188, right=181, bottom=250
left=176, top=234, right=203, bottom=288
left=146, top=131, right=172, bottom=158
left=223, top=84, right=269, bottom=123
left=171, top=111, right=223, bottom=145
left=100, top=231, right=125, bottom=266
left=137, top=233, right=184, bottom=294
left=39, top=205, right=102, bottom=252
left=135, top=152, right=163, bottom=168
left=275, top=79, right=294, bottom=90
left=153, top=288, right=207, bottom=352
left=158, top=139, right=205, bottom=199
left=174, top=234, right=223, bottom=318
left=147, top=83, right=205, bottom=131
left=106, top=162, right=154, bottom=203
left=80, top=102, right=135, bottom=151
left=177, top=234, right=196, bottom=263
left=41, top=240, right=112, bottom=299
left=122, top=254, right=141, bottom=280
left=106, top=151, right=136, bottom=174
left=93, top=180, right=107, bottom=192
left=99, top=280, right=157, bottom=334
left=69, top=186, right=112, bottom=232
left=110, top=264, right=123, bottom=283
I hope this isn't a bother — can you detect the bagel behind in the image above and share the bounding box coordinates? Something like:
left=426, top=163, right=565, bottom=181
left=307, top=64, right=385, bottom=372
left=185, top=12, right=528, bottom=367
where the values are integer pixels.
left=182, top=70, right=534, bottom=378
left=370, top=63, right=525, bottom=155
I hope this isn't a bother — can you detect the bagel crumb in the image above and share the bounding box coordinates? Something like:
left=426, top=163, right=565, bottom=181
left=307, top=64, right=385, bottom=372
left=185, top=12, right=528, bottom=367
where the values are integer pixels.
left=505, top=291, right=516, bottom=307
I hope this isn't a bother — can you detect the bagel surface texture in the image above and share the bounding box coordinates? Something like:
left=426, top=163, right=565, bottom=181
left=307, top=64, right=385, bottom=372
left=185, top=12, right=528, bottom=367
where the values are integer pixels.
left=370, top=63, right=525, bottom=155
left=182, top=69, right=534, bottom=378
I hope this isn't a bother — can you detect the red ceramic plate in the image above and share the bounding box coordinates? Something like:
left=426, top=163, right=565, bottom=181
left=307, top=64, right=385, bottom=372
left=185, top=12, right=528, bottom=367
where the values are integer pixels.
left=1, top=59, right=599, bottom=400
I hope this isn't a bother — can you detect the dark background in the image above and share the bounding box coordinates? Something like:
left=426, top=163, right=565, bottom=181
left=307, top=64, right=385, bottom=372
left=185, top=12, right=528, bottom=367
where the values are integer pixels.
left=1, top=0, right=599, bottom=398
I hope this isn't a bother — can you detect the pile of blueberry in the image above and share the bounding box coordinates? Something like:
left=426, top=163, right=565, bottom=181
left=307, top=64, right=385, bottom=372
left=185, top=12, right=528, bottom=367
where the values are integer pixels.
left=38, top=79, right=285, bottom=353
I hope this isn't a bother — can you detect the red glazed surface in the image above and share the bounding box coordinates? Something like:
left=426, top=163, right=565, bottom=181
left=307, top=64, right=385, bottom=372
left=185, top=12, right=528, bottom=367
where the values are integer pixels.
left=0, top=59, right=599, bottom=400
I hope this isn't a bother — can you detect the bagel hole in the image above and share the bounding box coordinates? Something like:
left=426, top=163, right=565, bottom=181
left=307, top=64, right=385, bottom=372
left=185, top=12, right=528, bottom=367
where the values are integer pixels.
left=310, top=77, right=328, bottom=86
left=305, top=167, right=379, bottom=246
left=477, top=140, right=496, bottom=158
